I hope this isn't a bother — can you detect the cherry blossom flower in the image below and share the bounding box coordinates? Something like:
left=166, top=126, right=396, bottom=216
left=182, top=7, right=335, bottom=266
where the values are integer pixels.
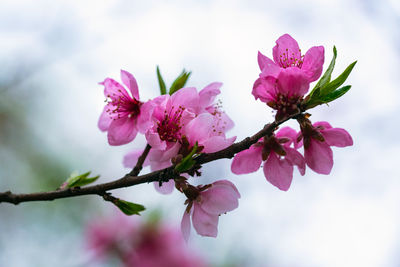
left=98, top=70, right=152, bottom=146
left=86, top=214, right=208, bottom=267
left=231, top=127, right=305, bottom=191
left=253, top=66, right=310, bottom=121
left=296, top=120, right=353, bottom=175
left=180, top=180, right=240, bottom=241
left=124, top=84, right=235, bottom=194
left=257, top=33, right=325, bottom=82
left=145, top=84, right=235, bottom=154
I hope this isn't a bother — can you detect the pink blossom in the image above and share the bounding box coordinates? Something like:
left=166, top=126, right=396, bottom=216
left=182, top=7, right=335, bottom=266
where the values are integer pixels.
left=181, top=180, right=240, bottom=241
left=124, top=84, right=235, bottom=194
left=257, top=33, right=324, bottom=82
left=98, top=70, right=152, bottom=146
left=297, top=120, right=353, bottom=175
left=145, top=84, right=235, bottom=154
left=231, top=127, right=305, bottom=191
left=252, top=67, right=310, bottom=121
left=86, top=214, right=208, bottom=267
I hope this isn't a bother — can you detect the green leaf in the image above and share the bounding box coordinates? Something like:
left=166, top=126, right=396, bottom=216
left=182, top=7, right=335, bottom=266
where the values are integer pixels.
left=114, top=199, right=146, bottom=216
left=314, top=46, right=337, bottom=89
left=169, top=69, right=191, bottom=95
left=66, top=171, right=100, bottom=188
left=175, top=142, right=198, bottom=172
left=156, top=66, right=167, bottom=95
left=320, top=61, right=357, bottom=95
left=306, top=46, right=337, bottom=106
left=321, top=85, right=352, bottom=103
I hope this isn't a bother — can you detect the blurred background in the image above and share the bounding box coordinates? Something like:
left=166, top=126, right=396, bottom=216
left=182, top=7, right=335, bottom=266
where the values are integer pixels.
left=1, top=0, right=399, bottom=266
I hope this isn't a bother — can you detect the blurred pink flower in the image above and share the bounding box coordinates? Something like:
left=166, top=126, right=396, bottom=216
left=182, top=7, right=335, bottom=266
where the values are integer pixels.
left=181, top=180, right=240, bottom=241
left=257, top=33, right=325, bottom=82
left=86, top=214, right=208, bottom=267
left=297, top=121, right=353, bottom=174
left=98, top=70, right=152, bottom=146
left=231, top=127, right=305, bottom=191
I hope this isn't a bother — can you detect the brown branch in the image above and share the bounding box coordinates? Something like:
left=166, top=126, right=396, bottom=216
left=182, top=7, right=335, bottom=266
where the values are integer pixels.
left=129, top=144, right=151, bottom=177
left=98, top=143, right=152, bottom=204
left=0, top=115, right=293, bottom=205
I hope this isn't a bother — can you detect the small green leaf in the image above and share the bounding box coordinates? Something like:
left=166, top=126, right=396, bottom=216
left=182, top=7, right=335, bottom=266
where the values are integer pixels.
left=308, top=46, right=337, bottom=98
left=315, top=46, right=337, bottom=89
left=169, top=69, right=191, bottom=95
left=320, top=61, right=357, bottom=95
left=321, top=85, right=352, bottom=103
left=66, top=171, right=100, bottom=188
left=114, top=199, right=145, bottom=216
left=156, top=66, right=167, bottom=95
left=175, top=142, right=198, bottom=172
left=307, top=86, right=320, bottom=103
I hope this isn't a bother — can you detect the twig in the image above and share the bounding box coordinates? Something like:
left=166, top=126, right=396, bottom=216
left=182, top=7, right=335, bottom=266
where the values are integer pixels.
left=0, top=115, right=291, bottom=205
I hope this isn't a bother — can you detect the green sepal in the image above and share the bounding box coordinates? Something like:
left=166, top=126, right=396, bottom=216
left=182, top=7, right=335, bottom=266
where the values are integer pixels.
left=319, top=61, right=357, bottom=96
left=169, top=69, right=191, bottom=95
left=156, top=66, right=167, bottom=95
left=175, top=142, right=198, bottom=172
left=321, top=85, right=352, bottom=103
left=66, top=171, right=100, bottom=188
left=114, top=199, right=146, bottom=216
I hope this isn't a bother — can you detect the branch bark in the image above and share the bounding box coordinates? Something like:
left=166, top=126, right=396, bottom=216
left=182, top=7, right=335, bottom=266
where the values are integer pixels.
left=0, top=116, right=291, bottom=205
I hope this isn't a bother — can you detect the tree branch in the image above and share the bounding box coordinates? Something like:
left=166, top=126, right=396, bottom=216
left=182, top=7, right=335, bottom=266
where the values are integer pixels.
left=0, top=115, right=291, bottom=205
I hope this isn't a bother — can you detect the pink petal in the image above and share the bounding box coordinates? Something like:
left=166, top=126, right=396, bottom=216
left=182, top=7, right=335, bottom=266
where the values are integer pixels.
left=294, top=131, right=303, bottom=149
left=263, top=152, right=294, bottom=191
left=252, top=77, right=277, bottom=103
left=120, top=69, right=139, bottom=99
left=123, top=149, right=150, bottom=168
left=153, top=180, right=175, bottom=194
left=202, top=135, right=236, bottom=153
left=313, top=121, right=332, bottom=130
left=231, top=145, right=262, bottom=174
left=277, top=67, right=310, bottom=97
left=200, top=180, right=240, bottom=215
left=148, top=143, right=180, bottom=169
left=276, top=126, right=298, bottom=144
left=258, top=51, right=281, bottom=78
left=136, top=101, right=154, bottom=133
left=149, top=159, right=172, bottom=172
left=192, top=203, right=219, bottom=238
left=107, top=117, right=138, bottom=146
left=321, top=128, right=353, bottom=147
left=181, top=209, right=192, bottom=242
left=185, top=113, right=214, bottom=144
left=305, top=139, right=333, bottom=175
left=98, top=105, right=113, bottom=132
left=212, top=180, right=241, bottom=198
left=302, top=46, right=325, bottom=82
left=285, top=147, right=306, bottom=175
left=145, top=130, right=167, bottom=150
left=273, top=34, right=301, bottom=67
left=217, top=111, right=235, bottom=132
left=198, top=82, right=222, bottom=108
left=102, top=78, right=130, bottom=101
left=258, top=51, right=269, bottom=71
left=170, top=87, right=198, bottom=111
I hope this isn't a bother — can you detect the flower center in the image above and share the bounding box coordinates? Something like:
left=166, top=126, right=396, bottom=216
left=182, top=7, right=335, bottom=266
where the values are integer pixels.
left=208, top=100, right=228, bottom=136
left=157, top=105, right=185, bottom=142
left=106, top=91, right=142, bottom=120
left=279, top=48, right=304, bottom=68
left=268, top=92, right=302, bottom=121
